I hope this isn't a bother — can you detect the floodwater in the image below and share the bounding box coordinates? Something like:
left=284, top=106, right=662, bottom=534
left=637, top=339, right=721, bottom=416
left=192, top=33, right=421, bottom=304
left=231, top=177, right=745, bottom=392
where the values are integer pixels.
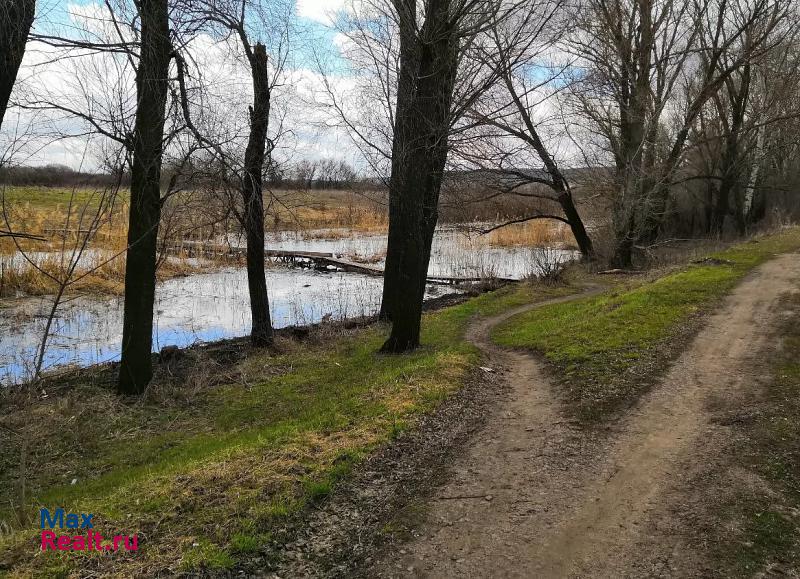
left=0, top=227, right=576, bottom=384
left=251, top=226, right=575, bottom=280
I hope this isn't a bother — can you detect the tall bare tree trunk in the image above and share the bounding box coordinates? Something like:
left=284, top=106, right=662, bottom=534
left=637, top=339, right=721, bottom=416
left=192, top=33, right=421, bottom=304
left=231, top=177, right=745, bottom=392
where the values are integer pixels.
left=741, top=121, right=764, bottom=230
left=380, top=0, right=458, bottom=352
left=379, top=5, right=419, bottom=323
left=242, top=43, right=273, bottom=346
left=0, top=0, right=35, bottom=132
left=610, top=108, right=651, bottom=267
left=118, top=0, right=171, bottom=395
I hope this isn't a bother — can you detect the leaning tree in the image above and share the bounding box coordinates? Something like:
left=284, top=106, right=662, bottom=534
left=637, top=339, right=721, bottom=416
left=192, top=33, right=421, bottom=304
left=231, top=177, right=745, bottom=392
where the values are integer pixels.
left=458, top=0, right=595, bottom=259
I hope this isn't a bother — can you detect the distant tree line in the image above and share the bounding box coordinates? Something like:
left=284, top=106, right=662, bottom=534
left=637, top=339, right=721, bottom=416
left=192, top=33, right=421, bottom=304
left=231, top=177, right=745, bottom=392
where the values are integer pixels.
left=1, top=158, right=362, bottom=191
left=0, top=165, right=125, bottom=188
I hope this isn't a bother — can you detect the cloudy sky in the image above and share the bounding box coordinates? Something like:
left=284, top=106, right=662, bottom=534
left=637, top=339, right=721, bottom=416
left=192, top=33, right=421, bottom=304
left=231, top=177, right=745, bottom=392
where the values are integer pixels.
left=3, top=0, right=586, bottom=175
left=2, top=0, right=363, bottom=171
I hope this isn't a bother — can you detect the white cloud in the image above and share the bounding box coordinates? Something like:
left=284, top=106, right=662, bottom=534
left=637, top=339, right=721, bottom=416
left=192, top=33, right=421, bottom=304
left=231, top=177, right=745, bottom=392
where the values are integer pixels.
left=296, top=0, right=348, bottom=25
left=1, top=1, right=372, bottom=170
left=2, top=0, right=408, bottom=172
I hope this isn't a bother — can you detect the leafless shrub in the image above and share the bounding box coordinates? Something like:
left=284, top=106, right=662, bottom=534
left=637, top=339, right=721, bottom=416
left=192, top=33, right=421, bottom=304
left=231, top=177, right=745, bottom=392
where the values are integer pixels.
left=1, top=176, right=123, bottom=381
left=526, top=246, right=570, bottom=285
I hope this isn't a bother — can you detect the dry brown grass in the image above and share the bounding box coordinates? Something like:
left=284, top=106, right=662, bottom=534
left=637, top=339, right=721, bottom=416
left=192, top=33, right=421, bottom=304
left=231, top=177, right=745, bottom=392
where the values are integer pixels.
left=482, top=220, right=577, bottom=248
left=277, top=205, right=387, bottom=233
left=269, top=190, right=388, bottom=233
left=0, top=195, right=239, bottom=297
left=0, top=253, right=222, bottom=298
left=1, top=200, right=128, bottom=253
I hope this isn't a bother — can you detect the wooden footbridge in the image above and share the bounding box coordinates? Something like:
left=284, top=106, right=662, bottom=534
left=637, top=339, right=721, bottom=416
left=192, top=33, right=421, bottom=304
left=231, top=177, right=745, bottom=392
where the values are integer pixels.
left=171, top=240, right=516, bottom=285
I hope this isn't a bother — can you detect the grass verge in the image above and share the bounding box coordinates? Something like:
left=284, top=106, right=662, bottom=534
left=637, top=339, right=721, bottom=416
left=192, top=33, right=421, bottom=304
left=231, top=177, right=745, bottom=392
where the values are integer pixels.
left=0, top=282, right=572, bottom=577
left=492, top=227, right=800, bottom=423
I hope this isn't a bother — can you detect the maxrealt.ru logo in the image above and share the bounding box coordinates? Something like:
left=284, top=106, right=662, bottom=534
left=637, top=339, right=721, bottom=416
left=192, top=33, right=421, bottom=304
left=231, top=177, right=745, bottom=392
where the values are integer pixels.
left=40, top=508, right=138, bottom=552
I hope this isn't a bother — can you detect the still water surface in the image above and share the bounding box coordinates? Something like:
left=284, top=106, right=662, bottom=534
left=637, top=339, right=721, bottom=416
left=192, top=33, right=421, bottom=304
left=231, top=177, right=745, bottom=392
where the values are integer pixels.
left=0, top=228, right=576, bottom=384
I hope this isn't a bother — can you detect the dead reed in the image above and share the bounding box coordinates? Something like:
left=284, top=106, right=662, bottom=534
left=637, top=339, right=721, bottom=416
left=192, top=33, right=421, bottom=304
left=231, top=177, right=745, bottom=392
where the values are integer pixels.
left=268, top=190, right=388, bottom=233
left=0, top=192, right=239, bottom=297
left=482, top=220, right=577, bottom=249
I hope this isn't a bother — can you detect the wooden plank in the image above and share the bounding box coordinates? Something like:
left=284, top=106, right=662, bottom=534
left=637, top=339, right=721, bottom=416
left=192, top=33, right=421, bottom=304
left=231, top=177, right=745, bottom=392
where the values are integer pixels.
left=169, top=239, right=519, bottom=284
left=311, top=256, right=383, bottom=276
left=312, top=256, right=517, bottom=284
left=173, top=241, right=335, bottom=259
left=266, top=249, right=334, bottom=259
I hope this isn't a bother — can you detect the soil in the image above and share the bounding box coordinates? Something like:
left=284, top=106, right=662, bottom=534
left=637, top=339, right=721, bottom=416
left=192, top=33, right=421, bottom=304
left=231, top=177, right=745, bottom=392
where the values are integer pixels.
left=366, top=252, right=800, bottom=578
left=234, top=289, right=601, bottom=578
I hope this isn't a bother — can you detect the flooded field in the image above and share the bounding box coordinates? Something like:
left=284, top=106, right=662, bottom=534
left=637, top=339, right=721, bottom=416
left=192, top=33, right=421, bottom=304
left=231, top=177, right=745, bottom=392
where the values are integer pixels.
left=0, top=227, right=576, bottom=384
left=251, top=226, right=574, bottom=279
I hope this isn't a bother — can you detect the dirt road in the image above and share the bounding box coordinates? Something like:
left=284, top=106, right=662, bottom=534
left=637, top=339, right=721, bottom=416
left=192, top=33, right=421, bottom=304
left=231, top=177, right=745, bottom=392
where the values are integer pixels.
left=372, top=252, right=800, bottom=578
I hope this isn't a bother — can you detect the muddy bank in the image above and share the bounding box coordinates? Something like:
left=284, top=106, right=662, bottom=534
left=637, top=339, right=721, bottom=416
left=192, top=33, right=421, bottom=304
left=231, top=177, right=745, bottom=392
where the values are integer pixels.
left=0, top=268, right=462, bottom=385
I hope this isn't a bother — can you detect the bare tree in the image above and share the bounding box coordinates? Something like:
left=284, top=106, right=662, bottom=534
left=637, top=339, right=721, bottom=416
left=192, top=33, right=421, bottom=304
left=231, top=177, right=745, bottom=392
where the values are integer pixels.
left=459, top=0, right=595, bottom=258
left=20, top=0, right=204, bottom=393
left=240, top=42, right=275, bottom=345
left=566, top=0, right=793, bottom=266
left=377, top=0, right=482, bottom=351
left=117, top=0, right=173, bottom=394
left=687, top=18, right=800, bottom=234
left=325, top=0, right=521, bottom=352
left=175, top=0, right=294, bottom=346
left=0, top=0, right=35, bottom=131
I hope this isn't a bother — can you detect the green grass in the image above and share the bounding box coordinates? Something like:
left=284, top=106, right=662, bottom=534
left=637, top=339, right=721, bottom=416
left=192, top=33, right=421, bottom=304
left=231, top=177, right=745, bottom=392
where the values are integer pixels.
left=492, top=228, right=800, bottom=423
left=0, top=282, right=571, bottom=577
left=734, top=508, right=798, bottom=573
left=179, top=540, right=235, bottom=571
left=0, top=186, right=127, bottom=210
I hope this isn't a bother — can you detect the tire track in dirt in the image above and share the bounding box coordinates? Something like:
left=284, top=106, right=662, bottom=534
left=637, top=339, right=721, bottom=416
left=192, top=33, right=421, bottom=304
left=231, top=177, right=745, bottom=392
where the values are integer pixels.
left=372, top=252, right=800, bottom=578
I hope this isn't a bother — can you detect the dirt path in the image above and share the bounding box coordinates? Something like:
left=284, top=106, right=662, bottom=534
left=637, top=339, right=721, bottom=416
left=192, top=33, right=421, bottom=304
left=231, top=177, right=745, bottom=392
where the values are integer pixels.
left=371, top=252, right=800, bottom=578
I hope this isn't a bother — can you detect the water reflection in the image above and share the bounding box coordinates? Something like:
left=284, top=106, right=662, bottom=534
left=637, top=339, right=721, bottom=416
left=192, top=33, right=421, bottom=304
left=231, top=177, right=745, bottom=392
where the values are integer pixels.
left=261, top=227, right=576, bottom=280
left=1, top=228, right=576, bottom=384
left=1, top=268, right=441, bottom=384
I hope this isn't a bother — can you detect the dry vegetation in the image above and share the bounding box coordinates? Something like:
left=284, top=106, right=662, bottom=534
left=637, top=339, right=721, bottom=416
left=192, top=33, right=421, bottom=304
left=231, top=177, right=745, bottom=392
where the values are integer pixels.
left=480, top=220, right=578, bottom=249
left=1, top=186, right=586, bottom=298
left=0, top=195, right=214, bottom=297
left=268, top=189, right=389, bottom=233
